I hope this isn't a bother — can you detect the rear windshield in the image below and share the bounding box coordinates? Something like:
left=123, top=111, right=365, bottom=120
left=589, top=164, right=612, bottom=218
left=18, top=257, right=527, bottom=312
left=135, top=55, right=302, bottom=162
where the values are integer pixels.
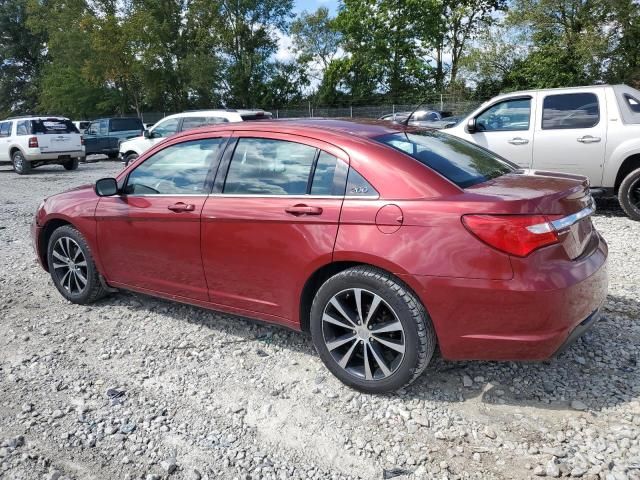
left=32, top=119, right=79, bottom=134
left=110, top=118, right=143, bottom=132
left=240, top=112, right=273, bottom=121
left=374, top=130, right=515, bottom=188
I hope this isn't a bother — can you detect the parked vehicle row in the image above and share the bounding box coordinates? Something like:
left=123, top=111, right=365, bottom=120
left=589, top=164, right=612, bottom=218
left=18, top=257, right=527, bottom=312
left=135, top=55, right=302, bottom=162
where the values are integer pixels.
left=445, top=84, right=640, bottom=220
left=0, top=116, right=84, bottom=174
left=32, top=119, right=607, bottom=393
left=118, top=109, right=272, bottom=165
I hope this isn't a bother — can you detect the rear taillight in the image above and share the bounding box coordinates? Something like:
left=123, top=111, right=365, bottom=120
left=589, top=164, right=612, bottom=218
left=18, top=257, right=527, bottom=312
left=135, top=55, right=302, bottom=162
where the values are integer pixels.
left=28, top=136, right=39, bottom=148
left=80, top=136, right=84, bottom=145
left=462, top=214, right=563, bottom=257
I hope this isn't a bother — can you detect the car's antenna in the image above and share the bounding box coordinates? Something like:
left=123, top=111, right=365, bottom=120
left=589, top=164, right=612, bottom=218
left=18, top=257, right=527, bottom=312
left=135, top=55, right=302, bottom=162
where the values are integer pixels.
left=401, top=98, right=428, bottom=128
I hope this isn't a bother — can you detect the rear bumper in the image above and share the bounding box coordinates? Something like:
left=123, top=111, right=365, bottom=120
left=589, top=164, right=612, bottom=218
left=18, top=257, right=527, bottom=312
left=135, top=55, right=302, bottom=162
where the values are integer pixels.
left=552, top=308, right=600, bottom=357
left=400, top=233, right=608, bottom=361
left=24, top=150, right=85, bottom=161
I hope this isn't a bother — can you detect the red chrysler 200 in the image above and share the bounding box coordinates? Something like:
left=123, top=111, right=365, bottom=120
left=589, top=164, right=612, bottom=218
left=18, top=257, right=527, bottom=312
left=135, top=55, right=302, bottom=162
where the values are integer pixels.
left=32, top=120, right=608, bottom=393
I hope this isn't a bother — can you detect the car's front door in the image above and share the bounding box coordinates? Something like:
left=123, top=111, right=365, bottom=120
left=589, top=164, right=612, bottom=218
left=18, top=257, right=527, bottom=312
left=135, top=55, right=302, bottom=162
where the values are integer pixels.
left=454, top=96, right=535, bottom=168
left=83, top=121, right=100, bottom=155
left=95, top=135, right=229, bottom=300
left=531, top=90, right=607, bottom=186
left=200, top=133, right=348, bottom=324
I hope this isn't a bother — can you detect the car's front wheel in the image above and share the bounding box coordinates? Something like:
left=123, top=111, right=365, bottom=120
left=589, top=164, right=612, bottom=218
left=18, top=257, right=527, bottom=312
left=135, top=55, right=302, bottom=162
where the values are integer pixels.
left=47, top=225, right=108, bottom=304
left=619, top=167, right=640, bottom=221
left=124, top=152, right=138, bottom=166
left=310, top=266, right=436, bottom=393
left=12, top=151, right=31, bottom=175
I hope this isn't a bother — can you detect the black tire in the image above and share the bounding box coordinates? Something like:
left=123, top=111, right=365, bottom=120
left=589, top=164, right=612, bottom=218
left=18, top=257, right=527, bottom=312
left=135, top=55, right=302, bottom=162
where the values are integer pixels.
left=310, top=266, right=436, bottom=393
left=618, top=167, right=640, bottom=221
left=47, top=225, right=108, bottom=304
left=12, top=150, right=31, bottom=175
left=124, top=152, right=138, bottom=166
left=63, top=158, right=79, bottom=171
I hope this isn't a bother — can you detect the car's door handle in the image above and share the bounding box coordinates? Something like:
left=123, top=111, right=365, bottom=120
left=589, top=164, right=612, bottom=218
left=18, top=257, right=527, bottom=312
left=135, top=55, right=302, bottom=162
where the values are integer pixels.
left=508, top=137, right=529, bottom=145
left=577, top=135, right=601, bottom=143
left=285, top=204, right=323, bottom=216
left=167, top=202, right=195, bottom=212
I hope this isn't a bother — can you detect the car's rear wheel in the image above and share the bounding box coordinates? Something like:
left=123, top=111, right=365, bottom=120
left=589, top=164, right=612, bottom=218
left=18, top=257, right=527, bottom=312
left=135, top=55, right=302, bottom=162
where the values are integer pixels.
left=12, top=151, right=31, bottom=175
left=619, top=167, right=640, bottom=221
left=63, top=158, right=79, bottom=171
left=47, top=225, right=108, bottom=304
left=310, top=266, right=436, bottom=393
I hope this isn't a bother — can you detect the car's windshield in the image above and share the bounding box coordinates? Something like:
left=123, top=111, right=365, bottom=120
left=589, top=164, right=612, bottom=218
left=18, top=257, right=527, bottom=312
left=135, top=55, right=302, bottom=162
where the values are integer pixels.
left=374, top=130, right=515, bottom=188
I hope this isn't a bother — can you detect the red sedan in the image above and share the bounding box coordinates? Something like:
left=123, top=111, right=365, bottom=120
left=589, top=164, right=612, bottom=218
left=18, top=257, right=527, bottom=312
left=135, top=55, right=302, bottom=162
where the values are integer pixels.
left=32, top=120, right=608, bottom=393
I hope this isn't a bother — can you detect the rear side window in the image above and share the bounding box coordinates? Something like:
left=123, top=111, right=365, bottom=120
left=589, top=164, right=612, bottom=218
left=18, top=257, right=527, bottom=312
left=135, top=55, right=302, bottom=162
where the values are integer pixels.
left=110, top=118, right=143, bottom=132
left=310, top=151, right=345, bottom=195
left=17, top=121, right=30, bottom=135
left=375, top=130, right=515, bottom=189
left=224, top=138, right=317, bottom=195
left=182, top=116, right=229, bottom=131
left=624, top=94, right=640, bottom=113
left=542, top=93, right=599, bottom=129
left=31, top=119, right=78, bottom=134
left=0, top=122, right=10, bottom=137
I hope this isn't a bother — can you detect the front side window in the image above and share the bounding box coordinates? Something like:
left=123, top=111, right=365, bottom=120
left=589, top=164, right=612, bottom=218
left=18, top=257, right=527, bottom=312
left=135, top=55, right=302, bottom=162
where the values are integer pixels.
left=375, top=130, right=515, bottom=189
left=542, top=93, right=599, bottom=129
left=99, top=119, right=108, bottom=135
left=125, top=138, right=224, bottom=195
left=152, top=118, right=181, bottom=138
left=476, top=98, right=531, bottom=132
left=87, top=122, right=99, bottom=135
left=224, top=138, right=317, bottom=195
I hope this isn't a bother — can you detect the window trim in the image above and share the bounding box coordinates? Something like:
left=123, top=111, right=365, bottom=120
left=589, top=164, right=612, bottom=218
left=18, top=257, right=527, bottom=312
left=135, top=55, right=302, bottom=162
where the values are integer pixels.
left=541, top=92, right=600, bottom=130
left=123, top=136, right=230, bottom=196
left=217, top=136, right=349, bottom=198
left=474, top=96, right=533, bottom=133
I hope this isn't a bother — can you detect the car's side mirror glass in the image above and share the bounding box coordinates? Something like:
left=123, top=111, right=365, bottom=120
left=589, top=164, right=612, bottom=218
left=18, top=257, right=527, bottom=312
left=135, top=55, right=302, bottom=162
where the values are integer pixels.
left=466, top=117, right=477, bottom=134
left=143, top=129, right=151, bottom=139
left=95, top=177, right=119, bottom=197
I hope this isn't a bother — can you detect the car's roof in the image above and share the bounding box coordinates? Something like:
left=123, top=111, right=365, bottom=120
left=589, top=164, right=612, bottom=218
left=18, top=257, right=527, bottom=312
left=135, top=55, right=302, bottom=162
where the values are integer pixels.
left=163, top=109, right=269, bottom=120
left=179, top=118, right=407, bottom=141
left=488, top=84, right=613, bottom=101
left=2, top=116, right=70, bottom=121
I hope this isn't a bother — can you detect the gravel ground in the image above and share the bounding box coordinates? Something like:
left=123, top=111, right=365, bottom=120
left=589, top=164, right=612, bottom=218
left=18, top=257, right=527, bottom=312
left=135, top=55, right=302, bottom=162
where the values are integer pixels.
left=0, top=162, right=639, bottom=480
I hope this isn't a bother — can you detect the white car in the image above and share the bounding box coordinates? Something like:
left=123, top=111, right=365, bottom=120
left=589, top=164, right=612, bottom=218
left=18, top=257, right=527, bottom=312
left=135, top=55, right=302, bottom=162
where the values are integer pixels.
left=446, top=84, right=640, bottom=220
left=0, top=116, right=85, bottom=174
left=119, top=109, right=272, bottom=165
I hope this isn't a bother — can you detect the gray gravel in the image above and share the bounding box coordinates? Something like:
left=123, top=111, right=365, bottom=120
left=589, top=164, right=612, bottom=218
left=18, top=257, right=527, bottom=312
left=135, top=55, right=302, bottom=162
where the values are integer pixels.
left=0, top=162, right=639, bottom=480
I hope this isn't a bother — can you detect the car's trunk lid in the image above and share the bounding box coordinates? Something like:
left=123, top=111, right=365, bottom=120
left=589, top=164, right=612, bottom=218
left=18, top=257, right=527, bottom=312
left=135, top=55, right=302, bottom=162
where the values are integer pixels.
left=467, top=169, right=596, bottom=259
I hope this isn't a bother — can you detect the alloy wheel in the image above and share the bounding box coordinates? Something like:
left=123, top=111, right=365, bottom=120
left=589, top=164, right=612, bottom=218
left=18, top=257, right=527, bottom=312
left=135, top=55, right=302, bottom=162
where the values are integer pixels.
left=51, top=237, right=88, bottom=295
left=629, top=177, right=640, bottom=209
left=13, top=153, right=24, bottom=171
left=322, top=288, right=406, bottom=381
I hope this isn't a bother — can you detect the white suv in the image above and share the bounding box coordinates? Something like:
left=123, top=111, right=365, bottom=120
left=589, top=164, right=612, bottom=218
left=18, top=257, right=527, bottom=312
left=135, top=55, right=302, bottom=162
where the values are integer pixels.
left=0, top=116, right=85, bottom=174
left=446, top=84, right=640, bottom=220
left=119, top=109, right=272, bottom=165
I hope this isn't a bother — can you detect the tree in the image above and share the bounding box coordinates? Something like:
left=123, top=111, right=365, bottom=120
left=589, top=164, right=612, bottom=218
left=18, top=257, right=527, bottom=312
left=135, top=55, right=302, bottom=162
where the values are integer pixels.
left=214, top=0, right=294, bottom=108
left=0, top=0, right=45, bottom=116
left=290, top=7, right=341, bottom=84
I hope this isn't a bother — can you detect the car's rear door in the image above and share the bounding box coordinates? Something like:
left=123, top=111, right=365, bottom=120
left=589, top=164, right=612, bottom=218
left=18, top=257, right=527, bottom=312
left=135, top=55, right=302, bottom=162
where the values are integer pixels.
left=531, top=89, right=607, bottom=186
left=95, top=133, right=230, bottom=300
left=200, top=132, right=348, bottom=325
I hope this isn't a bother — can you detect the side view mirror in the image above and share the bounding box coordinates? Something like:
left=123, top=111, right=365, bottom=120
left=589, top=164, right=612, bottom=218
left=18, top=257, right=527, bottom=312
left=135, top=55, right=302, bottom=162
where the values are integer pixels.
left=143, top=129, right=151, bottom=139
left=466, top=117, right=477, bottom=134
left=95, top=177, right=119, bottom=197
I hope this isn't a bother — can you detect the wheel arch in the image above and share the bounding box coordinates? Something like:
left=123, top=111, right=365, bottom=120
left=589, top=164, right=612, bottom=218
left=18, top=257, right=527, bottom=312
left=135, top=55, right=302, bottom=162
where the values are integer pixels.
left=9, top=146, right=24, bottom=158
left=37, top=218, right=74, bottom=272
left=614, top=153, right=640, bottom=194
left=298, top=260, right=428, bottom=334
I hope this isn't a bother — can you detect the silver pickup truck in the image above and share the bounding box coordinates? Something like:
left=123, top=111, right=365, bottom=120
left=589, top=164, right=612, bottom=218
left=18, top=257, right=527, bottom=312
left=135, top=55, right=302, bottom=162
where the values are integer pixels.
left=446, top=84, right=640, bottom=220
